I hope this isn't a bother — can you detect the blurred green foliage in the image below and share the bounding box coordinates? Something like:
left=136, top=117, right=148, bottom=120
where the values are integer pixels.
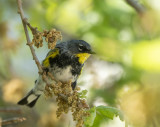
left=1, top=0, right=160, bottom=127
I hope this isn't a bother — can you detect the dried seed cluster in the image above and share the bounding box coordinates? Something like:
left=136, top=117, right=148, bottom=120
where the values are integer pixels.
left=43, top=29, right=62, bottom=49
left=44, top=76, right=89, bottom=127
left=31, top=28, right=62, bottom=49
left=27, top=23, right=90, bottom=126
left=32, top=31, right=43, bottom=48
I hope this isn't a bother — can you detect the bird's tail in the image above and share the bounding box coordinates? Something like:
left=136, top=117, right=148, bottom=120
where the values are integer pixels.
left=17, top=90, right=41, bottom=108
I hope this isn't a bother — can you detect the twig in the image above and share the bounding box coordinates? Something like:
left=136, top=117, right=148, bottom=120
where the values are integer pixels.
left=0, top=117, right=26, bottom=126
left=0, top=107, right=22, bottom=114
left=17, top=0, right=68, bottom=102
left=17, top=0, right=43, bottom=73
left=125, top=0, right=145, bottom=15
left=24, top=20, right=39, bottom=35
left=16, top=0, right=89, bottom=111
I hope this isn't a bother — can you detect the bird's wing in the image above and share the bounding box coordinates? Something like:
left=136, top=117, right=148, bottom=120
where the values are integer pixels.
left=42, top=48, right=60, bottom=68
left=42, top=42, right=70, bottom=68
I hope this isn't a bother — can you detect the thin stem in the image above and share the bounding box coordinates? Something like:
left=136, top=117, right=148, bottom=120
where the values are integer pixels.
left=16, top=0, right=88, bottom=109
left=0, top=107, right=22, bottom=114
left=125, top=0, right=145, bottom=15
left=0, top=117, right=26, bottom=126
left=17, top=0, right=43, bottom=73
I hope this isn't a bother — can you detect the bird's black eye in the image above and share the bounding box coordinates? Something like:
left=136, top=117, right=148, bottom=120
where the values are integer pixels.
left=78, top=44, right=84, bottom=52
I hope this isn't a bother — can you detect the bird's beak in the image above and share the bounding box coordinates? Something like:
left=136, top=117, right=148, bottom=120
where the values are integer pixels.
left=89, top=50, right=96, bottom=54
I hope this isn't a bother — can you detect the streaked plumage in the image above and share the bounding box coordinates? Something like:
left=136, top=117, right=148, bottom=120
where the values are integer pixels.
left=17, top=40, right=94, bottom=107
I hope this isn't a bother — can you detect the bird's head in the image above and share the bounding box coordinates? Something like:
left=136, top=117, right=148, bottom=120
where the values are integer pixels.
left=67, top=40, right=95, bottom=54
left=67, top=40, right=95, bottom=64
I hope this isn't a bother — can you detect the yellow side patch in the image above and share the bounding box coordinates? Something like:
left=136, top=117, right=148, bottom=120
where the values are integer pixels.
left=42, top=48, right=59, bottom=67
left=76, top=53, right=91, bottom=64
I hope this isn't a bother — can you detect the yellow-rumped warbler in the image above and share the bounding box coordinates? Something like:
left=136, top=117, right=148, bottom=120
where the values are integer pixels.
left=17, top=40, right=94, bottom=107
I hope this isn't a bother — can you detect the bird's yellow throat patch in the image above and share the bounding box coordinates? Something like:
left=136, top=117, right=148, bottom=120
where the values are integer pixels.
left=76, top=53, right=91, bottom=64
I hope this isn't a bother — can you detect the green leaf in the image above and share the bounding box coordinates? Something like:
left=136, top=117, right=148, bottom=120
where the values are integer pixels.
left=96, top=105, right=124, bottom=121
left=78, top=90, right=88, bottom=99
left=92, top=110, right=107, bottom=127
left=84, top=107, right=96, bottom=127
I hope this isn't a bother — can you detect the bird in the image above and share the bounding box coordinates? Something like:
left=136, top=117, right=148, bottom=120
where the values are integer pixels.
left=17, top=40, right=95, bottom=108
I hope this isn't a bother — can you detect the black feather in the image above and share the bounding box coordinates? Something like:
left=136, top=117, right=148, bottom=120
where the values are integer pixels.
left=17, top=97, right=28, bottom=105
left=27, top=95, right=40, bottom=108
left=71, top=81, right=77, bottom=90
left=17, top=90, right=40, bottom=108
left=17, top=90, right=33, bottom=105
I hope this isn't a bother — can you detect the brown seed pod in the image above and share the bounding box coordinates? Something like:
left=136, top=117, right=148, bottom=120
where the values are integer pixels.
left=44, top=70, right=89, bottom=127
left=43, top=29, right=62, bottom=49
left=32, top=31, right=44, bottom=48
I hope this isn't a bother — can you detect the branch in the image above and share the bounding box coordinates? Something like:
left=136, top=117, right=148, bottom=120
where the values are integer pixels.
left=125, top=0, right=145, bottom=15
left=0, top=117, right=26, bottom=126
left=16, top=2, right=89, bottom=126
left=17, top=0, right=43, bottom=73
left=16, top=0, right=68, bottom=102
left=0, top=107, right=22, bottom=114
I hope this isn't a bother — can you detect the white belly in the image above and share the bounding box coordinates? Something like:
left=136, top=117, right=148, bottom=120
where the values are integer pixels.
left=33, top=65, right=76, bottom=94
left=52, top=65, right=76, bottom=83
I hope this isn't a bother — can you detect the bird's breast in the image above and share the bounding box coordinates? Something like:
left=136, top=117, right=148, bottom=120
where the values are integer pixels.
left=51, top=65, right=77, bottom=83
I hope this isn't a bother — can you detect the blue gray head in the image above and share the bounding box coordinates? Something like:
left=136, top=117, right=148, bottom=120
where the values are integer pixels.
left=66, top=40, right=95, bottom=54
